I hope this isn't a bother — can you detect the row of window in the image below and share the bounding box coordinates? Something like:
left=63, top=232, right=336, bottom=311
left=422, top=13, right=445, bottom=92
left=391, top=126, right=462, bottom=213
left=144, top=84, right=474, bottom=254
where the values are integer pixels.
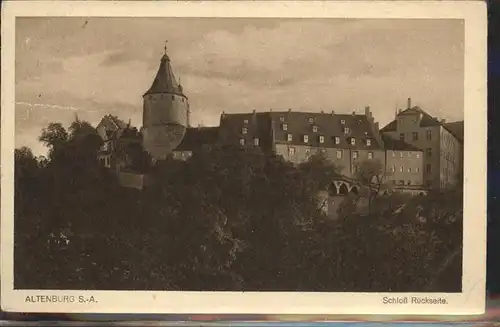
left=148, top=94, right=186, bottom=103
left=283, top=133, right=372, bottom=146
left=286, top=147, right=375, bottom=160
left=389, top=166, right=421, bottom=173
left=389, top=150, right=421, bottom=158
left=281, top=123, right=355, bottom=136
left=399, top=130, right=433, bottom=142
left=278, top=116, right=355, bottom=126
left=239, top=138, right=260, bottom=146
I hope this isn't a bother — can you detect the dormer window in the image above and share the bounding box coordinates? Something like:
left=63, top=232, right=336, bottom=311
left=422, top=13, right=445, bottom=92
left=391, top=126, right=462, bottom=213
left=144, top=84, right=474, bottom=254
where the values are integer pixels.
left=341, top=119, right=346, bottom=125
left=282, top=123, right=288, bottom=131
left=368, top=151, right=373, bottom=159
left=366, top=139, right=372, bottom=146
left=253, top=138, right=259, bottom=146
left=334, top=136, right=340, bottom=145
left=280, top=116, right=285, bottom=122
left=243, top=119, right=249, bottom=124
left=319, top=135, right=325, bottom=144
left=287, top=133, right=293, bottom=142
left=303, top=135, right=309, bottom=143
left=312, top=126, right=318, bottom=133
left=308, top=117, right=314, bottom=124
left=350, top=137, right=356, bottom=146
left=239, top=138, right=245, bottom=146
left=352, top=151, right=358, bottom=159
left=344, top=127, right=350, bottom=134
left=242, top=127, right=248, bottom=135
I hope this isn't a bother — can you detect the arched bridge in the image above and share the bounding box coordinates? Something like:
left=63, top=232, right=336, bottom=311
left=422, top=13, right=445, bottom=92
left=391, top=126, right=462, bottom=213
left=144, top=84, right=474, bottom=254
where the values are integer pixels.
left=327, top=175, right=427, bottom=197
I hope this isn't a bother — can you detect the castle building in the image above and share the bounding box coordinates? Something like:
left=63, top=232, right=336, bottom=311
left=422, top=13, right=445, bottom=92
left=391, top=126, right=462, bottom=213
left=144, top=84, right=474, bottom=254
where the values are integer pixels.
left=141, top=47, right=190, bottom=161
left=95, top=47, right=462, bottom=194
left=380, top=98, right=464, bottom=189
left=96, top=115, right=128, bottom=168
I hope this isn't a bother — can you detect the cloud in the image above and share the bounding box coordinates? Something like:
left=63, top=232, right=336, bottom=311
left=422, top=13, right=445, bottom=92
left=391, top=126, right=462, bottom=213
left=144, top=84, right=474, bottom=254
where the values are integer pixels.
left=14, top=17, right=464, bottom=155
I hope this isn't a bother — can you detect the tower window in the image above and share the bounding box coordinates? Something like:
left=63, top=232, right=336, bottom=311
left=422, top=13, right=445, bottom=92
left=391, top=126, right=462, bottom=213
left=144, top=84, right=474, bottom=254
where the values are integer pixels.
left=303, top=135, right=309, bottom=143
left=242, top=127, right=248, bottom=135
left=319, top=135, right=325, bottom=144
left=287, top=133, right=293, bottom=142
left=282, top=123, right=288, bottom=131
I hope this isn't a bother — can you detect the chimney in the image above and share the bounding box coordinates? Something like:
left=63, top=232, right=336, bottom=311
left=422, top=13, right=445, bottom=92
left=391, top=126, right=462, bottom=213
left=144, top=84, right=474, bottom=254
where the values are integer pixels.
left=288, top=108, right=292, bottom=112
left=321, top=110, right=324, bottom=114
left=252, top=109, right=256, bottom=115
left=441, top=119, right=446, bottom=124
left=352, top=111, right=356, bottom=116
left=270, top=108, right=273, bottom=112
left=407, top=97, right=412, bottom=109
left=398, top=109, right=402, bottom=114
left=331, top=110, right=335, bottom=115
left=375, top=122, right=379, bottom=130
left=221, top=111, right=226, bottom=120
left=364, top=106, right=371, bottom=117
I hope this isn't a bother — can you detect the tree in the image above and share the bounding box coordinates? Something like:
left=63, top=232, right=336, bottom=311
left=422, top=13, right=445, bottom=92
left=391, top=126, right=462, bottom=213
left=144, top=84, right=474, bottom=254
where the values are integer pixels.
left=353, top=159, right=388, bottom=214
left=39, top=123, right=68, bottom=160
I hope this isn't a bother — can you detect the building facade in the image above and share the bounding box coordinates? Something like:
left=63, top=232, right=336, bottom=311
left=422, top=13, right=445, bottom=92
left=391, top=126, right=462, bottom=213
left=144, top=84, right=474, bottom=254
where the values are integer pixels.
left=380, top=98, right=463, bottom=189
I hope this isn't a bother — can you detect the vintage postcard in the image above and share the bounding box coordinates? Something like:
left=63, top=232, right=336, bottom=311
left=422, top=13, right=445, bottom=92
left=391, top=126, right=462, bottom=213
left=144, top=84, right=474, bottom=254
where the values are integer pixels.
left=1, top=0, right=487, bottom=315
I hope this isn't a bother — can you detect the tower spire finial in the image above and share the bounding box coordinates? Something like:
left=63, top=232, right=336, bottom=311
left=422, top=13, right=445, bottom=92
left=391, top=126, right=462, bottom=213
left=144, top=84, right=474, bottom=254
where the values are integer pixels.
left=164, top=40, right=168, bottom=55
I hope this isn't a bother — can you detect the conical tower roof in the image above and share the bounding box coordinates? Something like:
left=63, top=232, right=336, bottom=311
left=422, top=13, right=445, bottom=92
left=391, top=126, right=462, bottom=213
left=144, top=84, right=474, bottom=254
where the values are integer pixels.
left=144, top=52, right=184, bottom=96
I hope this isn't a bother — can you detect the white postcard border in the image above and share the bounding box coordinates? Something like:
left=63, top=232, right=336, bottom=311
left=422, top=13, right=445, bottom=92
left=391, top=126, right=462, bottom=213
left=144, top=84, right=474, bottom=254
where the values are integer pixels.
left=1, top=0, right=487, bottom=315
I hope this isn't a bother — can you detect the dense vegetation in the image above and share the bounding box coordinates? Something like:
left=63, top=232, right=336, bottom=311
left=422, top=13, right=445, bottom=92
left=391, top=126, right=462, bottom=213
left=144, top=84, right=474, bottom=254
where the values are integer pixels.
left=14, top=119, right=463, bottom=292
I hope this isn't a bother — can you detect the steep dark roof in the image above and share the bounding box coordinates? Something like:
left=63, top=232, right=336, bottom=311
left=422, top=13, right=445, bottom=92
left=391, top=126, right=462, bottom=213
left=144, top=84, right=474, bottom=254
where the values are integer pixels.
left=444, top=121, right=464, bottom=143
left=381, top=135, right=422, bottom=151
left=380, top=106, right=463, bottom=143
left=174, top=127, right=219, bottom=151
left=268, top=110, right=384, bottom=150
left=144, top=54, right=184, bottom=96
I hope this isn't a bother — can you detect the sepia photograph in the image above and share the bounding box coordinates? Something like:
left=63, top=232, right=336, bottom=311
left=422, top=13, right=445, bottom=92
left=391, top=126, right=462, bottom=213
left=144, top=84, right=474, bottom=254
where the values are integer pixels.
left=1, top=1, right=487, bottom=315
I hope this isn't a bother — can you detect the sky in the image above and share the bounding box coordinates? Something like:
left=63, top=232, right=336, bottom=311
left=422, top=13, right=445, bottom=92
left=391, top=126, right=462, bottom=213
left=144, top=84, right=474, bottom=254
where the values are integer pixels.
left=15, top=17, right=464, bottom=156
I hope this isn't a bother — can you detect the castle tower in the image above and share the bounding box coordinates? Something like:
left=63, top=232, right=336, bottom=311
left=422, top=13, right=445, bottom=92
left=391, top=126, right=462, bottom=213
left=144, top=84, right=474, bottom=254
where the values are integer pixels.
left=142, top=44, right=189, bottom=160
